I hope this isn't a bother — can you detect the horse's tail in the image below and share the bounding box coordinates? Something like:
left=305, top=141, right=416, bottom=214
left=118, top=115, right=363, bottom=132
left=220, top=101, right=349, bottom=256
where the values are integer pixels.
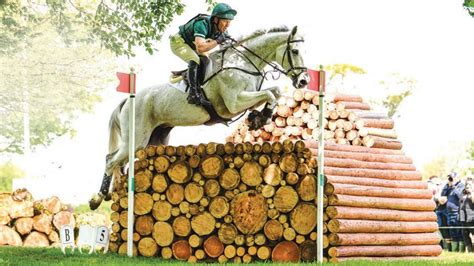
left=108, top=99, right=127, bottom=154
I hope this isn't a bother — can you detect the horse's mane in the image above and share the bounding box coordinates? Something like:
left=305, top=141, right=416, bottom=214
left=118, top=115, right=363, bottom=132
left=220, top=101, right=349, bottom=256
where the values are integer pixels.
left=236, top=26, right=289, bottom=44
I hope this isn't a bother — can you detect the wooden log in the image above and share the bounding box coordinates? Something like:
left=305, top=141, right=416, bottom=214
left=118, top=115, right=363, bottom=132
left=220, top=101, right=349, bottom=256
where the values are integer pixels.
left=371, top=137, right=403, bottom=150
left=325, top=183, right=432, bottom=199
left=365, top=127, right=398, bottom=139
left=299, top=240, right=317, bottom=262
left=188, top=154, right=201, bottom=169
left=135, top=170, right=153, bottom=192
left=135, top=215, right=154, bottom=236
left=257, top=246, right=271, bottom=260
left=305, top=140, right=404, bottom=155
left=279, top=153, right=298, bottom=173
left=337, top=101, right=370, bottom=110
left=166, top=184, right=184, bottom=205
left=310, top=148, right=413, bottom=164
left=48, top=230, right=59, bottom=243
left=42, top=196, right=62, bottom=214
left=168, top=161, right=192, bottom=183
left=224, top=245, right=237, bottom=258
left=188, top=234, right=202, bottom=248
left=118, top=242, right=137, bottom=256
left=119, top=197, right=128, bottom=209
left=218, top=223, right=238, bottom=244
left=329, top=232, right=441, bottom=246
left=271, top=241, right=300, bottom=262
left=326, top=175, right=427, bottom=189
left=184, top=182, right=204, bottom=203
left=264, top=220, right=283, bottom=241
left=15, top=217, right=34, bottom=235
left=290, top=203, right=317, bottom=235
left=326, top=206, right=437, bottom=221
left=204, top=235, right=224, bottom=258
left=0, top=209, right=10, bottom=225
left=199, top=155, right=224, bottom=178
left=328, top=219, right=438, bottom=233
left=324, top=167, right=421, bottom=181
left=152, top=200, right=172, bottom=222
left=321, top=157, right=416, bottom=171
left=297, top=175, right=316, bottom=201
left=152, top=221, right=174, bottom=247
left=204, top=179, right=220, bottom=197
left=134, top=193, right=153, bottom=215
left=23, top=231, right=49, bottom=247
left=0, top=225, right=23, bottom=246
left=328, top=245, right=442, bottom=258
left=119, top=211, right=128, bottom=228
left=172, top=240, right=192, bottom=260
left=191, top=212, right=216, bottom=236
left=231, top=191, right=267, bottom=234
left=152, top=174, right=168, bottom=193
left=362, top=118, right=394, bottom=129
left=209, top=196, right=229, bottom=219
left=220, top=168, right=240, bottom=190
left=33, top=213, right=53, bottom=234
left=240, top=161, right=263, bottom=186
left=172, top=216, right=191, bottom=237
left=274, top=186, right=299, bottom=213
left=9, top=198, right=34, bottom=219
left=154, top=156, right=170, bottom=173
left=328, top=194, right=436, bottom=211
left=334, top=93, right=363, bottom=103
left=283, top=227, right=296, bottom=241
left=286, top=172, right=299, bottom=185
left=330, top=256, right=440, bottom=263
left=138, top=237, right=158, bottom=257
left=263, top=164, right=282, bottom=186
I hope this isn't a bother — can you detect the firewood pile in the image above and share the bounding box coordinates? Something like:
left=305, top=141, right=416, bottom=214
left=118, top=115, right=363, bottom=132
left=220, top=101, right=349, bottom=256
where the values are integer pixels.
left=0, top=188, right=75, bottom=247
left=227, top=90, right=402, bottom=150
left=108, top=141, right=327, bottom=262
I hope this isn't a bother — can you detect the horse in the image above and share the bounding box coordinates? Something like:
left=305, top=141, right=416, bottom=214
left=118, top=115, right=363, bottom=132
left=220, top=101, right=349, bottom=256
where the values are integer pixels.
left=89, top=26, right=308, bottom=210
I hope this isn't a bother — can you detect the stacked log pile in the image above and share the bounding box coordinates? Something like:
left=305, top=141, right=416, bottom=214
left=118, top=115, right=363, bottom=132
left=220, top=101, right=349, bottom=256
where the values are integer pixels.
left=0, top=188, right=75, bottom=247
left=228, top=91, right=392, bottom=148
left=109, top=141, right=329, bottom=262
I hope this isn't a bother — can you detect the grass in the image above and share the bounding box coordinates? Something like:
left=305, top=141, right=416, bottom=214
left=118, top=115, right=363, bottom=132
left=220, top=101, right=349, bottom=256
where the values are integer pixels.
left=1, top=247, right=474, bottom=265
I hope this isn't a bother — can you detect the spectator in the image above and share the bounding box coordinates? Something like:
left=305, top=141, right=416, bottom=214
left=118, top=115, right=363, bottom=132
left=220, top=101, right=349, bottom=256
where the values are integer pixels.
left=439, top=172, right=465, bottom=252
left=433, top=175, right=451, bottom=251
left=460, top=178, right=474, bottom=252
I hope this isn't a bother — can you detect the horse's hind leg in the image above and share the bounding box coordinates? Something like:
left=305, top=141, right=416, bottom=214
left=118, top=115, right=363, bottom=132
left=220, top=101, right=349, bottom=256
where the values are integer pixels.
left=148, top=126, right=173, bottom=146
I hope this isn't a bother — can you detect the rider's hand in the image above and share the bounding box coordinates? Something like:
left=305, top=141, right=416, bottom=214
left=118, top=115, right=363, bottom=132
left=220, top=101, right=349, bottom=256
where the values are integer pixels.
left=215, top=33, right=227, bottom=45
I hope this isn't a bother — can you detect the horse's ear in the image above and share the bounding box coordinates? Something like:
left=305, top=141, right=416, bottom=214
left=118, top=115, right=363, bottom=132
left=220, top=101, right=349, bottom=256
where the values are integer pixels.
left=291, top=26, right=298, bottom=36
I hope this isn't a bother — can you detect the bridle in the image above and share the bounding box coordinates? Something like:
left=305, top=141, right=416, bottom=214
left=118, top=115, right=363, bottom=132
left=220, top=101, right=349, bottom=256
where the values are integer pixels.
left=203, top=31, right=308, bottom=91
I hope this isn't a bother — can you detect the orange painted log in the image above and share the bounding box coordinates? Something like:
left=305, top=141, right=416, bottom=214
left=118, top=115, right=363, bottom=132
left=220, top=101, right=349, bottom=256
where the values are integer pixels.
left=305, top=141, right=404, bottom=155
left=337, top=101, right=371, bottom=110
left=333, top=94, right=363, bottom=103
left=328, top=194, right=436, bottom=211
left=328, top=219, right=438, bottom=233
left=362, top=119, right=395, bottom=129
left=324, top=167, right=422, bottom=181
left=329, top=232, right=440, bottom=246
left=326, top=206, right=437, bottom=221
left=328, top=245, right=442, bottom=258
left=330, top=256, right=440, bottom=263
left=325, top=183, right=432, bottom=199
left=371, top=137, right=403, bottom=150
left=321, top=157, right=416, bottom=171
left=326, top=175, right=427, bottom=189
left=310, top=148, right=413, bottom=164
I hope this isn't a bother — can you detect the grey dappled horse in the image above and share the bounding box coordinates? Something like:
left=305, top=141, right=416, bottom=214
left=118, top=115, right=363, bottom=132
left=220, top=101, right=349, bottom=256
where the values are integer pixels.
left=89, top=26, right=308, bottom=210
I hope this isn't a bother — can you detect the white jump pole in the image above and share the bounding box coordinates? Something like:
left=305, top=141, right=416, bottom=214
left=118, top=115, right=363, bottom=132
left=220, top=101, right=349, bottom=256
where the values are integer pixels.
left=316, top=66, right=326, bottom=263
left=127, top=70, right=136, bottom=257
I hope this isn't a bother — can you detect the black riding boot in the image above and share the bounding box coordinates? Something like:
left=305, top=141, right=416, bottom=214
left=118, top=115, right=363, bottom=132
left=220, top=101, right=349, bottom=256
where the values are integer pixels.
left=187, top=61, right=211, bottom=106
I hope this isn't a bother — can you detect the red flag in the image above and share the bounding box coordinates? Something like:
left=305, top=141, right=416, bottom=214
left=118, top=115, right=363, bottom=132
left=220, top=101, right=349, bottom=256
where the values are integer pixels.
left=307, top=69, right=324, bottom=92
left=116, top=72, right=136, bottom=94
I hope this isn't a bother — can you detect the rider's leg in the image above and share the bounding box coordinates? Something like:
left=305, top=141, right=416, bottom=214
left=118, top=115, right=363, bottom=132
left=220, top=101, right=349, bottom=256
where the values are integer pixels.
left=187, top=60, right=211, bottom=106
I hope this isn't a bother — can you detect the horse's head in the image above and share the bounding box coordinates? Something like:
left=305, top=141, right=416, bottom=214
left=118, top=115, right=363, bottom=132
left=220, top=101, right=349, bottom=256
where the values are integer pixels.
left=276, top=26, right=309, bottom=89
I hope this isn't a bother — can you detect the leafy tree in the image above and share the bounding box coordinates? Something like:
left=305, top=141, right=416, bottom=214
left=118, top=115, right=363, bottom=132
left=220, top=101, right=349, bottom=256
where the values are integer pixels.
left=0, top=161, right=25, bottom=192
left=0, top=15, right=116, bottom=154
left=325, top=64, right=367, bottom=88
left=464, top=0, right=474, bottom=17
left=422, top=156, right=450, bottom=180
left=378, top=73, right=416, bottom=118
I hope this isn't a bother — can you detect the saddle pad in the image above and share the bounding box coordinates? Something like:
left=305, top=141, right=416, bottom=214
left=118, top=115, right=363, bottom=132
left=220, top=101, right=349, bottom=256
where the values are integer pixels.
left=168, top=80, right=187, bottom=93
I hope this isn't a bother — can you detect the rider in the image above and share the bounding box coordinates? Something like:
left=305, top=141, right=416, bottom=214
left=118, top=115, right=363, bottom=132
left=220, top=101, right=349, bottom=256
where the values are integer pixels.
left=170, top=3, right=237, bottom=106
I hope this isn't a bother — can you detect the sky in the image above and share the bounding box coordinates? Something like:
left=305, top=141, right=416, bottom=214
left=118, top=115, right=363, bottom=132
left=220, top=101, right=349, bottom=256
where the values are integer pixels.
left=7, top=0, right=474, bottom=204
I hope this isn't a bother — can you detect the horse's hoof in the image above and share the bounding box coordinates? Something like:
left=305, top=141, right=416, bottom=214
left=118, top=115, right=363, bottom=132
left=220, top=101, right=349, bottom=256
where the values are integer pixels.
left=104, top=193, right=112, bottom=201
left=89, top=193, right=103, bottom=210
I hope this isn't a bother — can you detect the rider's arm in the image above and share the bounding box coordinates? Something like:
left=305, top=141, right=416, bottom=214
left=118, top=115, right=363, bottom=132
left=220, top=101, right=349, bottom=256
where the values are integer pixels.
left=194, top=37, right=218, bottom=54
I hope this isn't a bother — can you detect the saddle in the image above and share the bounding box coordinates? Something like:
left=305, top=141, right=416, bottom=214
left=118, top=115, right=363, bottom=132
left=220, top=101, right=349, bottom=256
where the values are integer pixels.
left=169, top=56, right=209, bottom=87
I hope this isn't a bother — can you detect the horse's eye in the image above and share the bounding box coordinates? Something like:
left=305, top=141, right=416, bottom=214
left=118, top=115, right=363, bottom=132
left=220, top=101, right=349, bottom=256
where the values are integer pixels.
left=291, top=49, right=299, bottom=55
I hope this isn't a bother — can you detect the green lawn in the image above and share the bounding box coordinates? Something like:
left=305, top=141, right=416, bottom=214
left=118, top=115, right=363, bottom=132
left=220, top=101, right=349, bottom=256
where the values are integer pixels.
left=1, top=247, right=474, bottom=265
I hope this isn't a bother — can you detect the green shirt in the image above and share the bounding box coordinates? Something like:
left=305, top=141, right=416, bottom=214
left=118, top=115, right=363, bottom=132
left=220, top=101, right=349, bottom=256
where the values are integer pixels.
left=178, top=14, right=216, bottom=50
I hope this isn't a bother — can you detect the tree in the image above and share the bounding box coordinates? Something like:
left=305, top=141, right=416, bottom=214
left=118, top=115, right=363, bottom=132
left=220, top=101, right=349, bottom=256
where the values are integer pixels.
left=0, top=13, right=116, bottom=154
left=378, top=73, right=416, bottom=119
left=464, top=0, right=474, bottom=18
left=1, top=0, right=186, bottom=57
left=0, top=161, right=25, bottom=192
left=325, top=64, right=367, bottom=90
